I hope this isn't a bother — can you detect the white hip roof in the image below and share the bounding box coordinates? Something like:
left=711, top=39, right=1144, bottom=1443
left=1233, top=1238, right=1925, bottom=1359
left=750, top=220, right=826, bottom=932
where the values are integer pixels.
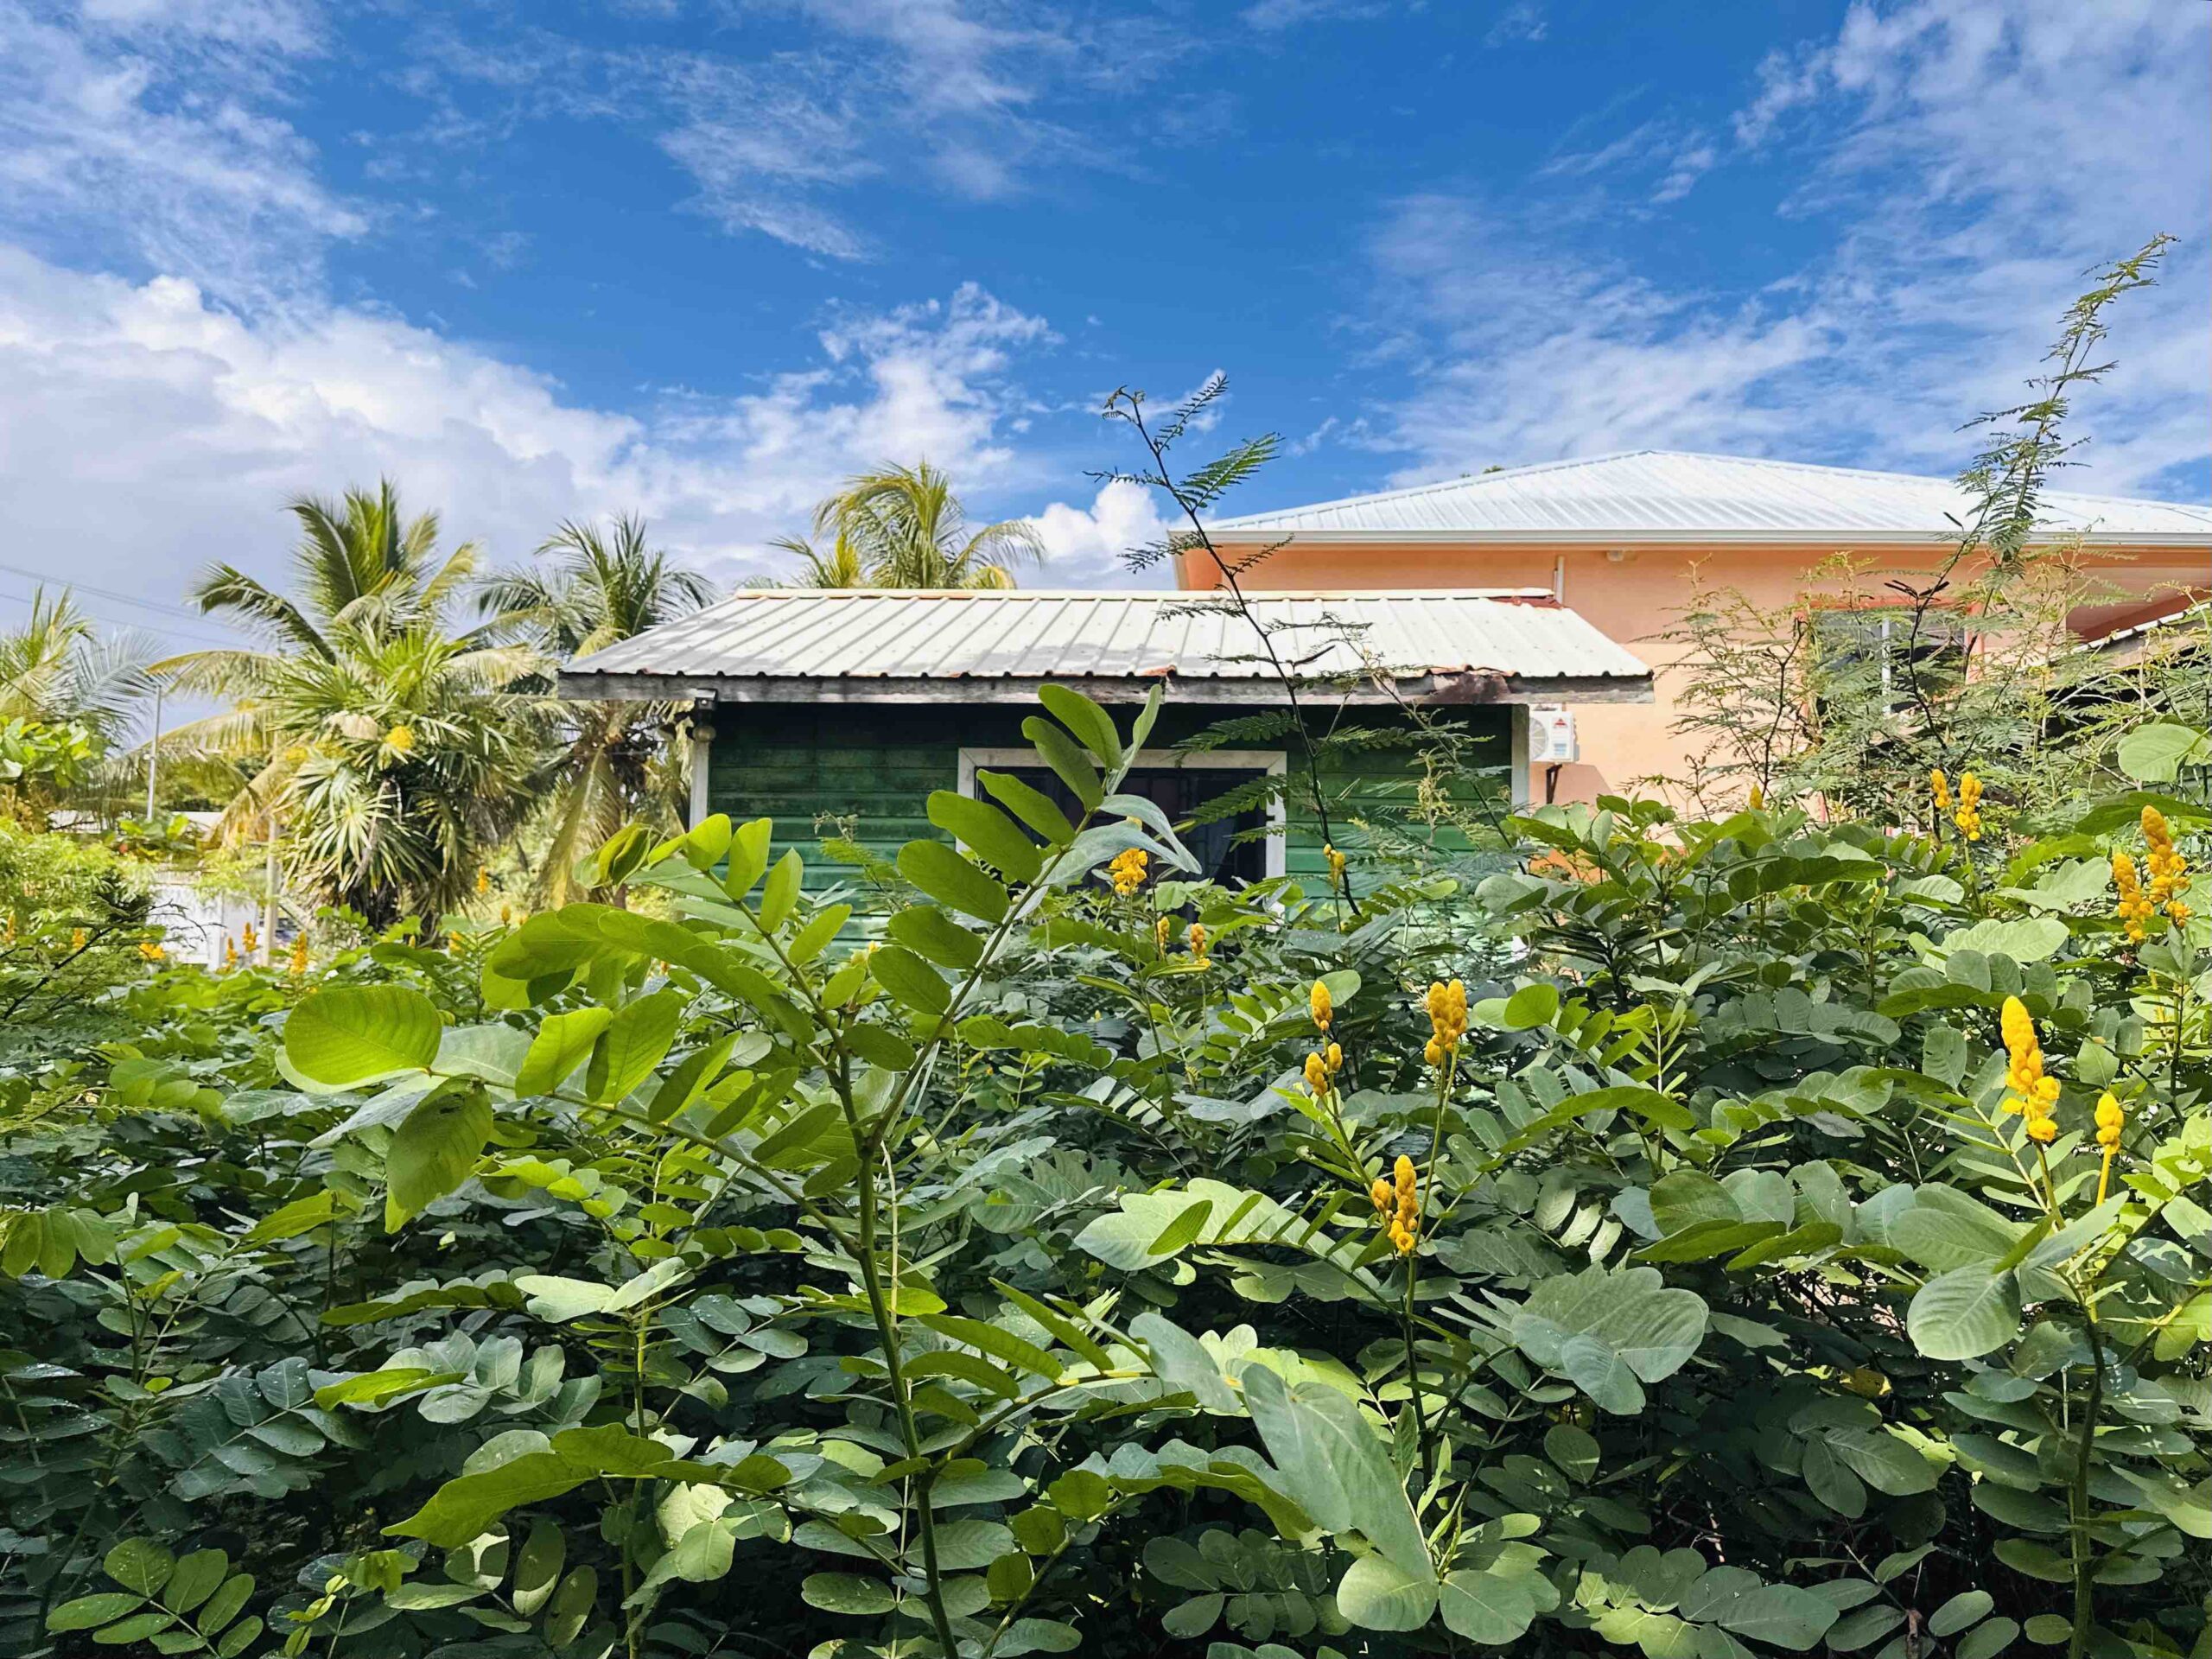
left=560, top=588, right=1652, bottom=705
left=1206, top=449, right=2212, bottom=544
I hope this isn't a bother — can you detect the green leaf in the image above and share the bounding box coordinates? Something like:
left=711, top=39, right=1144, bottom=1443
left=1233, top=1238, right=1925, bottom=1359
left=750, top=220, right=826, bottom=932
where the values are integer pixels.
left=1929, top=1591, right=1993, bottom=1637
left=1511, top=1266, right=1708, bottom=1389
left=646, top=1034, right=737, bottom=1124
left=163, top=1549, right=229, bottom=1613
left=102, top=1539, right=175, bottom=1597
left=919, top=1314, right=1063, bottom=1381
left=514, top=1007, right=616, bottom=1097
left=1543, top=1423, right=1600, bottom=1481
left=2116, top=721, right=2211, bottom=783
left=1334, top=1553, right=1440, bottom=1632
left=513, top=1518, right=564, bottom=1615
left=887, top=905, right=984, bottom=969
left=802, top=1573, right=896, bottom=1614
left=871, top=944, right=951, bottom=1016
left=1503, top=982, right=1560, bottom=1030
left=1906, top=1266, right=2020, bottom=1361
left=585, top=990, right=683, bottom=1104
left=512, top=1274, right=617, bottom=1322
left=898, top=839, right=1010, bottom=925
left=243, top=1189, right=338, bottom=1246
left=543, top=1565, right=597, bottom=1648
left=1959, top=1618, right=2021, bottom=1659
left=759, top=849, right=804, bottom=931
left=1716, top=1585, right=1839, bottom=1650
left=48, top=1595, right=143, bottom=1632
left=1021, top=716, right=1103, bottom=812
left=1440, top=1568, right=1540, bottom=1645
left=284, top=986, right=442, bottom=1087
left=929, top=790, right=1044, bottom=883
left=385, top=1093, right=493, bottom=1228
left=790, top=904, right=851, bottom=963
left=1038, top=683, right=1123, bottom=769
left=723, top=817, right=772, bottom=899
left=90, top=1611, right=175, bottom=1644
left=979, top=769, right=1077, bottom=846
left=1243, top=1365, right=1433, bottom=1582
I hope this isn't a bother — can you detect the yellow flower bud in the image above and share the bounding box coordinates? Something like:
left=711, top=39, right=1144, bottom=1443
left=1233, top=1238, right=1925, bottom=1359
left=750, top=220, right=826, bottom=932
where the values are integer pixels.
left=1310, top=980, right=1333, bottom=1031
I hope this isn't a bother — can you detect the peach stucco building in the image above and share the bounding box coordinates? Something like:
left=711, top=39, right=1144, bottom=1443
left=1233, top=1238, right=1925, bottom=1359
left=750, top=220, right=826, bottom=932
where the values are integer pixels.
left=1190, top=451, right=2212, bottom=804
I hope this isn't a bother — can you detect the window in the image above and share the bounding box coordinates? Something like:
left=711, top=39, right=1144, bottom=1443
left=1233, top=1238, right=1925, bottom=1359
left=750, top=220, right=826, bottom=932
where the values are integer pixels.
left=957, top=749, right=1285, bottom=885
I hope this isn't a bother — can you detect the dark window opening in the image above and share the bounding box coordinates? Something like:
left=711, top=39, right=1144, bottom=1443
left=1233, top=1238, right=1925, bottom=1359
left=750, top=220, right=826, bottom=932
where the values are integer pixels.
left=1808, top=609, right=1968, bottom=716
left=974, top=765, right=1271, bottom=887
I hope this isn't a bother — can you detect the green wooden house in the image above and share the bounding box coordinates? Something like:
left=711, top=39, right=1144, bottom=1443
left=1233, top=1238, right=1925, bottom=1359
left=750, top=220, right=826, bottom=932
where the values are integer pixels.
left=557, top=589, right=1649, bottom=897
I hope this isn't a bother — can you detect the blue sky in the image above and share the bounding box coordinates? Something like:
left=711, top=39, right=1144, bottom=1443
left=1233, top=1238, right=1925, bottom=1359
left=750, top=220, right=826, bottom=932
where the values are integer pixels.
left=0, top=0, right=2204, bottom=641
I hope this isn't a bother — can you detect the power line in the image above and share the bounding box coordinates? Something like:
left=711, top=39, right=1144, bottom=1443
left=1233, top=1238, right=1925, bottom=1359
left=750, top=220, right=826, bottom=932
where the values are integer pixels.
left=0, top=559, right=229, bottom=626
left=0, top=585, right=241, bottom=651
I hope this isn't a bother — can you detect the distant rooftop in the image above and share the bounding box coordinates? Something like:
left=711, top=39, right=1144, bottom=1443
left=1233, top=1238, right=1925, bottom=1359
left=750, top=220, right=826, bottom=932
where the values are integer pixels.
left=1206, top=449, right=2212, bottom=544
left=560, top=588, right=1652, bottom=705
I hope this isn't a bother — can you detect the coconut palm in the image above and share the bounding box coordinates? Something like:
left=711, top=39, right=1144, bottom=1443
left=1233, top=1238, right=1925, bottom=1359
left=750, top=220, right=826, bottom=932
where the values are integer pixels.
left=0, top=588, right=152, bottom=748
left=797, top=461, right=1045, bottom=589
left=766, top=531, right=871, bottom=590
left=156, top=483, right=542, bottom=926
left=0, top=589, right=153, bottom=817
left=477, top=514, right=721, bottom=905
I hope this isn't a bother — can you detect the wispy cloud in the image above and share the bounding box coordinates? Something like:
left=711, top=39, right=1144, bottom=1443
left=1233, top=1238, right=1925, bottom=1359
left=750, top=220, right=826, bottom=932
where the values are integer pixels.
left=0, top=0, right=359, bottom=304
left=1360, top=0, right=2210, bottom=498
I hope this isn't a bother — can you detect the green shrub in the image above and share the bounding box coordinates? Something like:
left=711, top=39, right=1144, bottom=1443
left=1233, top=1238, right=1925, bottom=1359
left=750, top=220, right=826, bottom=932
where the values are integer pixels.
left=2, top=686, right=2205, bottom=1659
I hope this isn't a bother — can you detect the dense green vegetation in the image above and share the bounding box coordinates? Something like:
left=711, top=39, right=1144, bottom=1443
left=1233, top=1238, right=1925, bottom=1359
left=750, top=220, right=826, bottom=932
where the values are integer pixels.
left=3, top=675, right=2207, bottom=1659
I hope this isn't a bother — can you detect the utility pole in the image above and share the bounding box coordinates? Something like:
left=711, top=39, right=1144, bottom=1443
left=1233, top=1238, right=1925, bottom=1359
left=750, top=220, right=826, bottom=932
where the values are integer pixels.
left=143, top=683, right=162, bottom=823
left=261, top=811, right=280, bottom=966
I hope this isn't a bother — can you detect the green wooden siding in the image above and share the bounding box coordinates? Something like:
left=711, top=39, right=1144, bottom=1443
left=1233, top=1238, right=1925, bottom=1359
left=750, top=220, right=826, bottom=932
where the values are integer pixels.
left=703, top=700, right=1512, bottom=894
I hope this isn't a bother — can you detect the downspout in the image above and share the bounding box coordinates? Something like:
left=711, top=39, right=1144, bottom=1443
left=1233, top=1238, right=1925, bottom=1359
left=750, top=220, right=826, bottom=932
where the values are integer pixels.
left=1551, top=553, right=1566, bottom=602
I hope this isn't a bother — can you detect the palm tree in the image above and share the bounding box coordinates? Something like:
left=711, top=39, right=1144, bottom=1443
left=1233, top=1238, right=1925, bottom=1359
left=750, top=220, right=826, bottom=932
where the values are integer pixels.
left=786, top=461, right=1045, bottom=588
left=478, top=514, right=721, bottom=905
left=0, top=589, right=151, bottom=747
left=0, top=589, right=152, bottom=817
left=156, top=483, right=542, bottom=926
left=766, top=531, right=871, bottom=590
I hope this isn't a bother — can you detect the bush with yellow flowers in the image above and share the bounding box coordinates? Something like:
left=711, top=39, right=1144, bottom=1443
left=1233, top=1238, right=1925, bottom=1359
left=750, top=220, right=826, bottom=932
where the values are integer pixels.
left=1, top=687, right=2204, bottom=1659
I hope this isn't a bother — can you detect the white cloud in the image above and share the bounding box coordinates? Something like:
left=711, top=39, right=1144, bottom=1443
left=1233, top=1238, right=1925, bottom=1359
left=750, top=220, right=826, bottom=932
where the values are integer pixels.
left=0, top=246, right=1068, bottom=619
left=1025, top=479, right=1173, bottom=588
left=0, top=0, right=355, bottom=303
left=1363, top=0, right=2210, bottom=498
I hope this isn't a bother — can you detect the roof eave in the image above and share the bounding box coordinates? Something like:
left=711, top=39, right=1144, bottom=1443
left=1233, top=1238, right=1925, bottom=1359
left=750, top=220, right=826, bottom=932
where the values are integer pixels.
left=1200, top=527, right=2212, bottom=547
left=556, top=670, right=1653, bottom=707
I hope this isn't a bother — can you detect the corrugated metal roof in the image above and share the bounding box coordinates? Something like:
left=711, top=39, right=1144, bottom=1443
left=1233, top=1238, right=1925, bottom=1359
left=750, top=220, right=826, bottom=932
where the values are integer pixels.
left=560, top=588, right=1651, bottom=702
left=1208, top=449, right=2212, bottom=543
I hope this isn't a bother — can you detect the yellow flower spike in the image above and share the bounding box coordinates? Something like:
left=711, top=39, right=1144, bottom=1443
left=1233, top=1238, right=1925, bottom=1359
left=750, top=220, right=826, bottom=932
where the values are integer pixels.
left=499, top=904, right=512, bottom=925
left=1953, top=771, right=1984, bottom=842
left=2024, top=1115, right=2056, bottom=1145
left=1370, top=1177, right=1394, bottom=1213
left=385, top=724, right=416, bottom=756
left=1325, top=1041, right=1343, bottom=1075
left=1310, top=980, right=1333, bottom=1032
left=1929, top=768, right=1952, bottom=812
left=289, top=936, right=308, bottom=976
left=1389, top=1222, right=1417, bottom=1256
left=2141, top=804, right=2192, bottom=923
left=2094, top=1092, right=2126, bottom=1204
left=138, top=940, right=165, bottom=962
left=1154, top=916, right=1172, bottom=953
left=476, top=868, right=490, bottom=895
left=222, top=938, right=238, bottom=972
left=1107, top=847, right=1149, bottom=895
left=2113, top=849, right=2154, bottom=943
left=1303, top=1052, right=1329, bottom=1094
left=1748, top=784, right=1764, bottom=810
left=71, top=927, right=87, bottom=951
left=1187, top=922, right=1210, bottom=965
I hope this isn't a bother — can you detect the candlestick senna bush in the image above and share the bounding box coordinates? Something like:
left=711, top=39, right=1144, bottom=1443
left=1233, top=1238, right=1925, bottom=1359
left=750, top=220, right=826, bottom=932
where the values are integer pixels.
left=3, top=692, right=2207, bottom=1659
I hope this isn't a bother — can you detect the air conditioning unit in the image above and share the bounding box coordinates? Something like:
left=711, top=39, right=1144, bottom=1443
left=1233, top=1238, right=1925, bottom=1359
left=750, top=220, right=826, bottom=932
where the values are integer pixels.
left=1529, top=705, right=1578, bottom=765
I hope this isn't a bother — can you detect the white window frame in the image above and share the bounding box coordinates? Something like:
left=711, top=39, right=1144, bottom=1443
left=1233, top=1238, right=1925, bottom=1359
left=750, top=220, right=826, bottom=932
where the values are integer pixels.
left=956, top=747, right=1289, bottom=880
